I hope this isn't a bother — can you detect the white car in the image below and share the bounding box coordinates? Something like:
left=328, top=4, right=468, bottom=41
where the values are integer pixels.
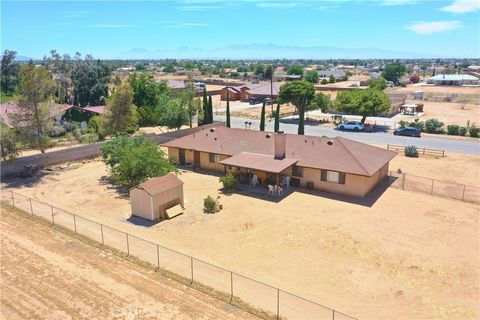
left=337, top=121, right=364, bottom=131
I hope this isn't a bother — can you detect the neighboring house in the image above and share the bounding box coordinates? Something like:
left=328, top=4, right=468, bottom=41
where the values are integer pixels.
left=220, top=83, right=280, bottom=101
left=318, top=70, right=346, bottom=80
left=427, top=74, right=479, bottom=86
left=162, top=127, right=396, bottom=198
left=165, top=79, right=186, bottom=91
left=0, top=102, right=71, bottom=128
left=385, top=93, right=407, bottom=116
left=130, top=173, right=184, bottom=221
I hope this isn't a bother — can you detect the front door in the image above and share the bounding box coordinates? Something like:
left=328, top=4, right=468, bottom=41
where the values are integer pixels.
left=194, top=151, right=200, bottom=169
left=179, top=149, right=185, bottom=165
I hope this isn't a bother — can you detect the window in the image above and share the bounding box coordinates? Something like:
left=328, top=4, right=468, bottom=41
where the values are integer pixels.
left=292, top=165, right=303, bottom=177
left=321, top=170, right=346, bottom=184
left=209, top=153, right=220, bottom=163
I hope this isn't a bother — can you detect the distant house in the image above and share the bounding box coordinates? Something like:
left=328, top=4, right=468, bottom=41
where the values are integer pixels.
left=318, top=70, right=346, bottom=80
left=162, top=127, right=396, bottom=198
left=385, top=93, right=407, bottom=116
left=165, top=79, right=186, bottom=91
left=220, top=83, right=280, bottom=102
left=427, top=74, right=479, bottom=86
left=0, top=102, right=71, bottom=128
left=116, top=67, right=135, bottom=72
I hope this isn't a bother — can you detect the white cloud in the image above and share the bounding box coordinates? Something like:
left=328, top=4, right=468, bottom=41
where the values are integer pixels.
left=441, top=0, right=480, bottom=13
left=86, top=24, right=134, bottom=28
left=405, top=20, right=463, bottom=35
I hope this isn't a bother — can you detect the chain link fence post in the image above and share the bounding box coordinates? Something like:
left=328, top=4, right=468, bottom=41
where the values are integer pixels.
left=190, top=257, right=194, bottom=286
left=277, top=288, right=280, bottom=320
left=29, top=198, right=33, bottom=216
left=332, top=309, right=335, bottom=320
left=73, top=214, right=77, bottom=233
left=126, top=233, right=130, bottom=256
left=156, top=244, right=160, bottom=271
left=230, top=271, right=233, bottom=303
left=11, top=191, right=15, bottom=207
left=51, top=206, right=55, bottom=225
left=101, top=224, right=104, bottom=245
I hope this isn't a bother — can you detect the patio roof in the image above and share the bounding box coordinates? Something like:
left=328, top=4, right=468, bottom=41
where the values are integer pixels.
left=220, top=152, right=298, bottom=174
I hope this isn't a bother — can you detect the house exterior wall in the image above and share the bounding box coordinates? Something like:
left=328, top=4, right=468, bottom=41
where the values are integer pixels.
left=199, top=151, right=229, bottom=171
left=220, top=88, right=241, bottom=101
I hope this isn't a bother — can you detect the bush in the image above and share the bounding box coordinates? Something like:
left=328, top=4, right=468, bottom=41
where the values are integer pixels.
left=424, top=118, right=444, bottom=134
left=219, top=173, right=237, bottom=191
left=469, top=124, right=479, bottom=138
left=405, top=145, right=419, bottom=158
left=447, top=124, right=460, bottom=135
left=203, top=196, right=216, bottom=213
left=138, top=106, right=159, bottom=127
left=409, top=74, right=420, bottom=83
left=459, top=126, right=468, bottom=136
left=321, top=79, right=328, bottom=85
left=398, top=120, right=408, bottom=128
left=409, top=119, right=425, bottom=131
left=79, top=133, right=99, bottom=144
left=73, top=128, right=82, bottom=141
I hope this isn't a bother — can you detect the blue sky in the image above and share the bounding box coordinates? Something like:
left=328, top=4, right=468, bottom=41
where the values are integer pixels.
left=1, top=0, right=479, bottom=59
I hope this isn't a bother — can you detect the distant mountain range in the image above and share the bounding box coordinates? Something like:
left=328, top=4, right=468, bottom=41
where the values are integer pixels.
left=118, top=44, right=437, bottom=60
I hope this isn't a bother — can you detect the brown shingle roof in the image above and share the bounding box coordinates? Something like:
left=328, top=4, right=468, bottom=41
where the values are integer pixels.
left=133, top=173, right=183, bottom=196
left=220, top=152, right=298, bottom=173
left=162, top=127, right=396, bottom=176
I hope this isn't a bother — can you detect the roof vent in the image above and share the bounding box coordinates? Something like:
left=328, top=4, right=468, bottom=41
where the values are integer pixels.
left=327, top=140, right=334, bottom=145
left=210, top=128, right=215, bottom=132
left=265, top=134, right=272, bottom=138
left=214, top=137, right=217, bottom=141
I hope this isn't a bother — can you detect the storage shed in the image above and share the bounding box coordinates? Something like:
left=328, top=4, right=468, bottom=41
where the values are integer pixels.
left=130, top=174, right=184, bottom=221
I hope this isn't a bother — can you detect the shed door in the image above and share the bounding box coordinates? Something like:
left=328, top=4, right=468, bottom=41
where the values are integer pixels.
left=179, top=148, right=186, bottom=165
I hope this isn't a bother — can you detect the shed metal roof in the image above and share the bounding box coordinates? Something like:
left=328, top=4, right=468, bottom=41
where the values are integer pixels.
left=133, top=173, right=183, bottom=196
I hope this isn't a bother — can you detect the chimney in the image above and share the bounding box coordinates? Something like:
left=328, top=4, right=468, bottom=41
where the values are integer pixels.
left=274, top=131, right=286, bottom=160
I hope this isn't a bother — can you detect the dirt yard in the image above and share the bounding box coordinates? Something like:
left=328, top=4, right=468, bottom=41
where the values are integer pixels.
left=0, top=206, right=256, bottom=320
left=2, top=156, right=479, bottom=320
left=413, top=100, right=480, bottom=126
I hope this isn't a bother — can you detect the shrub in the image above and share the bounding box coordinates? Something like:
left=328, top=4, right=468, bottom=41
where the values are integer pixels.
left=459, top=126, right=468, bottom=136
left=469, top=124, right=479, bottom=138
left=219, top=173, right=237, bottom=191
left=321, top=79, right=328, bottom=85
left=405, top=145, right=419, bottom=158
left=447, top=124, right=460, bottom=135
left=424, top=118, right=444, bottom=134
left=409, top=74, right=420, bottom=83
left=409, top=120, right=425, bottom=132
left=203, top=196, right=216, bottom=213
left=398, top=120, right=408, bottom=128
left=73, top=128, right=82, bottom=141
left=79, top=133, right=99, bottom=144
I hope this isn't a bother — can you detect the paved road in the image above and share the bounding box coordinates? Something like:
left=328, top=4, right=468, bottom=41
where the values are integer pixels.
left=214, top=115, right=480, bottom=155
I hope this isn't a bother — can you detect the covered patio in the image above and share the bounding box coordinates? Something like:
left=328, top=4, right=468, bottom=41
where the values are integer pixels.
left=220, top=152, right=297, bottom=198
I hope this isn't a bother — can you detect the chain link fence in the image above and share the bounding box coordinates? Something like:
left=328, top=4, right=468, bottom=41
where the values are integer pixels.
left=388, top=171, right=480, bottom=203
left=0, top=190, right=358, bottom=320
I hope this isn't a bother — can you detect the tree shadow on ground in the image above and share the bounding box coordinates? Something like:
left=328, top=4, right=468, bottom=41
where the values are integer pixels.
left=98, top=175, right=129, bottom=199
left=1, top=171, right=58, bottom=189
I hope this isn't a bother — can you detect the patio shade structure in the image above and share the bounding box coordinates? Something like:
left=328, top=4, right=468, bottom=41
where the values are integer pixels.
left=219, top=152, right=298, bottom=174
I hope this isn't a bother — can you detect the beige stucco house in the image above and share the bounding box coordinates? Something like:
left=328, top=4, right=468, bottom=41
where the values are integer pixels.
left=162, top=127, right=396, bottom=198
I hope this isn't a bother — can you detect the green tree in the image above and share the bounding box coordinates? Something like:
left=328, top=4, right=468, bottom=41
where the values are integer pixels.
left=382, top=62, right=406, bottom=84
left=129, top=72, right=170, bottom=108
left=202, top=86, right=208, bottom=125
left=278, top=80, right=315, bottom=112
left=105, top=84, right=138, bottom=134
left=0, top=124, right=21, bottom=160
left=177, top=82, right=199, bottom=128
left=207, top=95, right=213, bottom=124
left=101, top=135, right=177, bottom=187
left=308, top=92, right=331, bottom=113
left=259, top=101, right=266, bottom=131
left=226, top=88, right=231, bottom=128
left=158, top=98, right=189, bottom=130
left=1, top=50, right=19, bottom=95
left=328, top=75, right=336, bottom=83
left=368, top=77, right=387, bottom=91
left=287, top=64, right=304, bottom=77
left=163, top=63, right=175, bottom=73
left=274, top=103, right=280, bottom=132
left=88, top=115, right=108, bottom=140
left=335, top=88, right=391, bottom=123
left=15, top=64, right=56, bottom=153
left=134, top=62, right=146, bottom=71
left=71, top=58, right=111, bottom=106
left=305, top=70, right=319, bottom=83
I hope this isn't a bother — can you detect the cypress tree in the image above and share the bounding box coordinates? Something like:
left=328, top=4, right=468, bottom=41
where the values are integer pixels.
left=226, top=90, right=231, bottom=128
left=298, top=105, right=305, bottom=135
left=274, top=102, right=280, bottom=132
left=202, top=87, right=208, bottom=125
left=259, top=101, right=266, bottom=131
left=208, top=95, right=213, bottom=124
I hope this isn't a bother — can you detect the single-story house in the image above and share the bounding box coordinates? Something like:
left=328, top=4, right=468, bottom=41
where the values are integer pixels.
left=385, top=93, right=407, bottom=116
left=427, top=74, right=479, bottom=86
left=0, top=102, right=71, bottom=128
left=130, top=173, right=184, bottom=221
left=162, top=127, right=396, bottom=198
left=220, top=83, right=280, bottom=102
left=318, top=70, right=346, bottom=80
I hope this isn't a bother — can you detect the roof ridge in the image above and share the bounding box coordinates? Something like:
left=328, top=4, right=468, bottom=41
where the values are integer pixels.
left=335, top=137, right=370, bottom=176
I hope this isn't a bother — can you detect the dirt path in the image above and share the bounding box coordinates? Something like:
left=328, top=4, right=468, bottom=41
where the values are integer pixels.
left=0, top=207, right=257, bottom=320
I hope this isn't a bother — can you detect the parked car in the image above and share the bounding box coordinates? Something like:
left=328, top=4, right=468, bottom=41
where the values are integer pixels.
left=249, top=97, right=263, bottom=105
left=337, top=121, right=364, bottom=131
left=393, top=127, right=422, bottom=137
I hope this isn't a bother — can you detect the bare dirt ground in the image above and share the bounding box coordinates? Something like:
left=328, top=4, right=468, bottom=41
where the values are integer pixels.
left=0, top=206, right=256, bottom=320
left=2, top=156, right=479, bottom=320
left=389, top=85, right=480, bottom=96
left=413, top=100, right=480, bottom=126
